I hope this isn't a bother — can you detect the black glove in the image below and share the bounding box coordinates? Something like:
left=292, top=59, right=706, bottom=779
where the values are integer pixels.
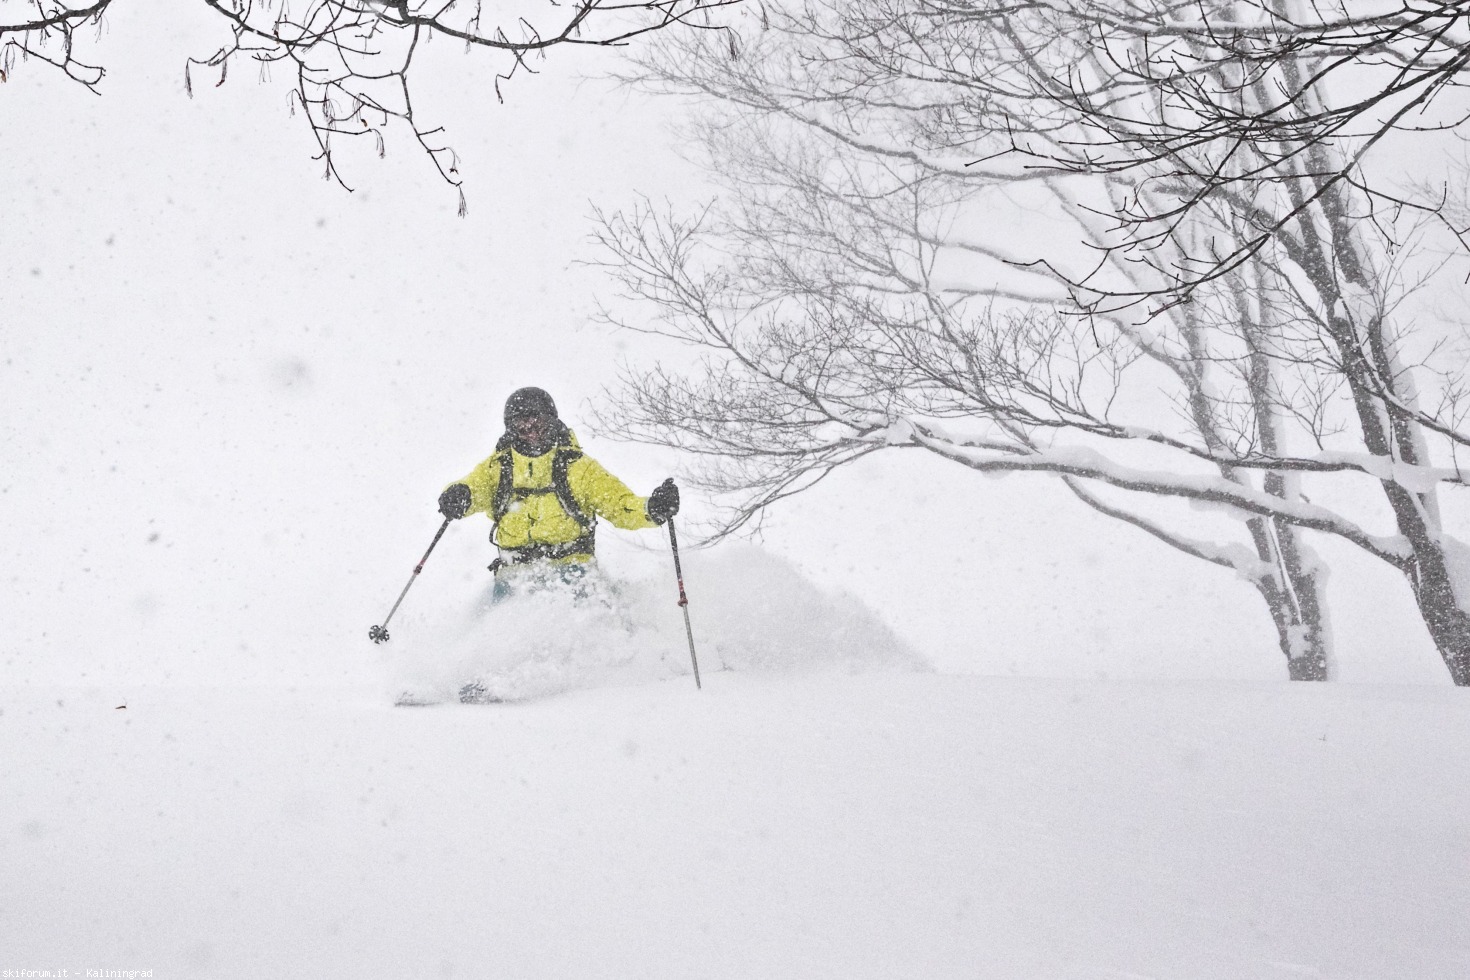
left=646, top=478, right=680, bottom=525
left=438, top=483, right=472, bottom=520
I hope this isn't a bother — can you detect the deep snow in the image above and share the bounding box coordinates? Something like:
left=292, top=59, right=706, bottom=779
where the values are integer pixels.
left=5, top=671, right=1468, bottom=979
left=385, top=543, right=925, bottom=704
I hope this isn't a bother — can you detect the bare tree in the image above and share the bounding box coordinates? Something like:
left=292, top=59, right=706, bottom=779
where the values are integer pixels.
left=589, top=0, right=1470, bottom=683
left=1, top=0, right=737, bottom=205
left=591, top=179, right=1353, bottom=680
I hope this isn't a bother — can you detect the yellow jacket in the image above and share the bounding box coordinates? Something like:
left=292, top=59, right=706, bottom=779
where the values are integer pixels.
left=452, top=430, right=655, bottom=562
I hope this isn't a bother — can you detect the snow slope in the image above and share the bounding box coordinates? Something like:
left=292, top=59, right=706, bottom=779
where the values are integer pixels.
left=6, top=670, right=1468, bottom=979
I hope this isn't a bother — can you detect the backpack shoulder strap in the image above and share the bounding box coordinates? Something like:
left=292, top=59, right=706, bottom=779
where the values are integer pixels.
left=490, top=449, right=516, bottom=523
left=551, top=449, right=592, bottom=529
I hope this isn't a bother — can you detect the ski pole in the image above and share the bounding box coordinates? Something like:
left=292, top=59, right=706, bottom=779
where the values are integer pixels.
left=666, top=515, right=702, bottom=689
left=369, top=517, right=452, bottom=644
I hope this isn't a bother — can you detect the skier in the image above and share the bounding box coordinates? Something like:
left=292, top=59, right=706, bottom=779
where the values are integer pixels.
left=436, top=386, right=680, bottom=604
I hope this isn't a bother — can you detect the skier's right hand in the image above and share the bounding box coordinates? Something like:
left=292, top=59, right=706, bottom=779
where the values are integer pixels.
left=438, top=483, right=472, bottom=520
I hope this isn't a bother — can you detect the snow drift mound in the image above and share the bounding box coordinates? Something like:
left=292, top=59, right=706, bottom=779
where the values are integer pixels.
left=383, top=543, right=926, bottom=703
left=687, top=544, right=927, bottom=674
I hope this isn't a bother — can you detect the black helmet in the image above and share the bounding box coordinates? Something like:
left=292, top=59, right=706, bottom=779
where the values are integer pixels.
left=504, top=386, right=558, bottom=424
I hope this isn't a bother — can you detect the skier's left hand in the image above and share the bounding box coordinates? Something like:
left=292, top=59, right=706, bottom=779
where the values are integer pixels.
left=647, top=478, right=680, bottom=524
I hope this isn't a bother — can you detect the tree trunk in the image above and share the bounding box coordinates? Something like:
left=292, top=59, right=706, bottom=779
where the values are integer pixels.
left=1404, top=549, right=1470, bottom=686
left=1233, top=263, right=1332, bottom=680
left=1274, top=520, right=1330, bottom=681
left=1244, top=515, right=1330, bottom=681
left=1287, top=175, right=1470, bottom=685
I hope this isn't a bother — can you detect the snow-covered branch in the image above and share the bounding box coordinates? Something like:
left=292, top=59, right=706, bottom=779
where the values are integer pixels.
left=898, top=422, right=1413, bottom=564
